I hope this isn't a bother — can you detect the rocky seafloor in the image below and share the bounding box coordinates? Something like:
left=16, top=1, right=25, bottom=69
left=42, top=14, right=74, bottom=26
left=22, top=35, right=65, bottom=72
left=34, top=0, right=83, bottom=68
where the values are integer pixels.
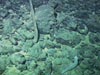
left=0, top=0, right=100, bottom=75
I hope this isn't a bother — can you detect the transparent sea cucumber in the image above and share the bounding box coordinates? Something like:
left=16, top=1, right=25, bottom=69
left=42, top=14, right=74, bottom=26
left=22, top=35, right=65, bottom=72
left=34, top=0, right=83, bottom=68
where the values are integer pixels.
left=62, top=56, right=78, bottom=74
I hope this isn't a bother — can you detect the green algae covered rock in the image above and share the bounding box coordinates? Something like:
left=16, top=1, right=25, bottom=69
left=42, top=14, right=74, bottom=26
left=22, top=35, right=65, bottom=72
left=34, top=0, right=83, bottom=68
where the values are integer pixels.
left=3, top=65, right=21, bottom=75
left=35, top=4, right=55, bottom=34
left=54, top=28, right=82, bottom=47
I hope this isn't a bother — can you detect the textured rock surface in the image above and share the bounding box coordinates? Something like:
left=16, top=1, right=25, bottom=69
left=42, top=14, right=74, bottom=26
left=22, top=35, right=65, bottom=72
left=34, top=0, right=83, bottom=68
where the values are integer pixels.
left=0, top=0, right=100, bottom=75
left=54, top=28, right=82, bottom=47
left=35, top=4, right=55, bottom=34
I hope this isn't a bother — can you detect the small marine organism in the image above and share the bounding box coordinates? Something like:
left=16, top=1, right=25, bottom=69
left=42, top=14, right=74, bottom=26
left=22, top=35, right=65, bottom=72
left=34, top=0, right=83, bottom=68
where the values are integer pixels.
left=29, top=0, right=39, bottom=43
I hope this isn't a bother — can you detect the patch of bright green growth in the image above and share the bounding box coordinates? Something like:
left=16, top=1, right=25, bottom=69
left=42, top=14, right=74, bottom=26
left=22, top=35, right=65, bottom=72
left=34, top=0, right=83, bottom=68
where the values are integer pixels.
left=3, top=65, right=21, bottom=75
